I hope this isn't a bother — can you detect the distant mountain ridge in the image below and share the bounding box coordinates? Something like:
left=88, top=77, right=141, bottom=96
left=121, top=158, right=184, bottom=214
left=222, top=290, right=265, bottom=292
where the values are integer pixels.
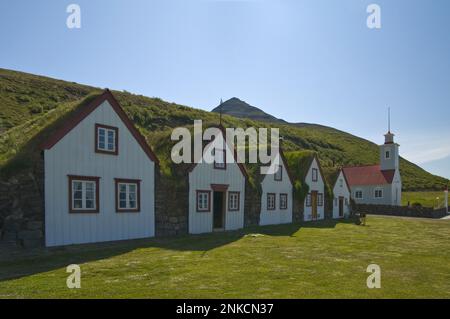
left=0, top=68, right=448, bottom=190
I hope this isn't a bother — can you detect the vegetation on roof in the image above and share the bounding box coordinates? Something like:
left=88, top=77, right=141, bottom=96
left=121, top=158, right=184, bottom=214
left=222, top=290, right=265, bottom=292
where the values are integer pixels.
left=0, top=68, right=448, bottom=190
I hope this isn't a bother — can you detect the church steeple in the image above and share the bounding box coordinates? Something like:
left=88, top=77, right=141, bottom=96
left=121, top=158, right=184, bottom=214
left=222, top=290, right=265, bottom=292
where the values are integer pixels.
left=380, top=107, right=399, bottom=171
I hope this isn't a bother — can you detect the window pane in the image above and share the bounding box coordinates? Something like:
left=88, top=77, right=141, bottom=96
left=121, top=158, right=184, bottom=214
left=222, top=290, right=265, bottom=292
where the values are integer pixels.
left=119, top=200, right=127, bottom=208
left=128, top=184, right=136, bottom=193
left=86, top=200, right=94, bottom=209
left=74, top=199, right=83, bottom=209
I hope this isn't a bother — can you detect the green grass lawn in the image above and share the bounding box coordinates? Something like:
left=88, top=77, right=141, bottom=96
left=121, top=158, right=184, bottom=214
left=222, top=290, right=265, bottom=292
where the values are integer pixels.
left=1, top=216, right=449, bottom=299
left=402, top=191, right=449, bottom=208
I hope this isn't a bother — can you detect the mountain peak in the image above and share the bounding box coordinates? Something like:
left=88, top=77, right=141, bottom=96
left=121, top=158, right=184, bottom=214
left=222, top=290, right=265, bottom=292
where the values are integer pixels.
left=211, top=97, right=285, bottom=124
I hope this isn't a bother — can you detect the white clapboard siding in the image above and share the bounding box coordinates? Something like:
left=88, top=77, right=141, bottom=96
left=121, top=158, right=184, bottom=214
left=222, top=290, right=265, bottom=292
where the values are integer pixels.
left=260, top=160, right=293, bottom=226
left=332, top=171, right=351, bottom=219
left=45, top=99, right=155, bottom=247
left=303, top=157, right=325, bottom=221
left=189, top=161, right=245, bottom=234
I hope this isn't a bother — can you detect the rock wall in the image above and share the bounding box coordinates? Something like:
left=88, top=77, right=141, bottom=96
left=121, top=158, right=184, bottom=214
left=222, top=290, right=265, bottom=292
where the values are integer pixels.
left=244, top=182, right=261, bottom=227
left=356, top=204, right=448, bottom=219
left=154, top=172, right=189, bottom=237
left=0, top=158, right=45, bottom=248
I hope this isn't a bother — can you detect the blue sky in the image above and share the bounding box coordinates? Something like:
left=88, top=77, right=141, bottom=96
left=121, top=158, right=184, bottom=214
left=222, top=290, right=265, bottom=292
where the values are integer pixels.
left=1, top=0, right=449, bottom=178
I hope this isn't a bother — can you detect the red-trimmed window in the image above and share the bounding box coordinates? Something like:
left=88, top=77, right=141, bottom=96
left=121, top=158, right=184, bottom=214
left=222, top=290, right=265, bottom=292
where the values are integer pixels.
left=267, top=193, right=276, bottom=210
left=214, top=149, right=226, bottom=170
left=318, top=193, right=324, bottom=207
left=115, top=178, right=140, bottom=212
left=197, top=190, right=211, bottom=212
left=280, top=193, right=288, bottom=210
left=274, top=165, right=283, bottom=181
left=228, top=192, right=240, bottom=211
left=68, top=175, right=100, bottom=213
left=306, top=193, right=312, bottom=207
left=95, top=124, right=118, bottom=155
left=312, top=168, right=318, bottom=182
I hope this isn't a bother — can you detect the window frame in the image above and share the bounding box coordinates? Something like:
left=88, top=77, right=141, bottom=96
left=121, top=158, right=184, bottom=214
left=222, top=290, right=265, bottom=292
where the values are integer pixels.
left=68, top=175, right=100, bottom=214
left=355, top=189, right=363, bottom=199
left=306, top=193, right=312, bottom=207
left=280, top=193, right=288, bottom=210
left=267, top=193, right=276, bottom=211
left=196, top=190, right=211, bottom=212
left=274, top=165, right=283, bottom=181
left=312, top=168, right=318, bottom=182
left=374, top=188, right=383, bottom=199
left=115, top=178, right=141, bottom=213
left=385, top=149, right=391, bottom=159
left=318, top=193, right=324, bottom=207
left=213, top=148, right=227, bottom=170
left=228, top=191, right=240, bottom=212
left=95, top=123, right=119, bottom=155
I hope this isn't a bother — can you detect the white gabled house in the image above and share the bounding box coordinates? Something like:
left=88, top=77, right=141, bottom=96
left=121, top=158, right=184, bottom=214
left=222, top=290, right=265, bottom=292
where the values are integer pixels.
left=331, top=169, right=351, bottom=219
left=303, top=155, right=326, bottom=222
left=41, top=89, right=159, bottom=247
left=188, top=126, right=247, bottom=234
left=259, top=151, right=294, bottom=226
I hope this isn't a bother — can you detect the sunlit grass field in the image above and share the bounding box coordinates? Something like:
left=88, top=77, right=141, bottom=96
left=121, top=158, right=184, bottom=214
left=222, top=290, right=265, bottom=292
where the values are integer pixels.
left=402, top=191, right=449, bottom=208
left=0, top=216, right=449, bottom=299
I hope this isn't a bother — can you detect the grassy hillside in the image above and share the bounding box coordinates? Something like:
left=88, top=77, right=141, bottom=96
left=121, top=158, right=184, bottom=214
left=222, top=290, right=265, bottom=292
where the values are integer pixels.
left=0, top=68, right=448, bottom=190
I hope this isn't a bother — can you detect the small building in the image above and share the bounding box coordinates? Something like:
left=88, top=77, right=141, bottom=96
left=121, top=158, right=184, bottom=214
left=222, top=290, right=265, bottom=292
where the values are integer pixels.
left=303, top=155, right=326, bottom=221
left=259, top=150, right=294, bottom=226
left=188, top=127, right=247, bottom=234
left=285, top=151, right=326, bottom=222
left=328, top=169, right=351, bottom=219
left=343, top=130, right=402, bottom=206
left=41, top=90, right=159, bottom=247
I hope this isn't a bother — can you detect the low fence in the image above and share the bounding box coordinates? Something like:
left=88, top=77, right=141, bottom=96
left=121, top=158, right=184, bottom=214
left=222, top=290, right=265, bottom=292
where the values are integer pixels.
left=356, top=204, right=449, bottom=219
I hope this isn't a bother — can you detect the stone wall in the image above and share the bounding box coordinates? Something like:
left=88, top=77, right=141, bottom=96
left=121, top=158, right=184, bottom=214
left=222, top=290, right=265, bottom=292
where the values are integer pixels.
left=154, top=172, right=189, bottom=237
left=356, top=204, right=448, bottom=219
left=0, top=157, right=45, bottom=248
left=244, top=182, right=261, bottom=227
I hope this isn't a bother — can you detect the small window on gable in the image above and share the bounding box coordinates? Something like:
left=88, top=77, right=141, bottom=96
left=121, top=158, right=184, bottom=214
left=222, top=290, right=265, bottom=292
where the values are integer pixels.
left=228, top=192, right=240, bottom=211
left=115, top=179, right=140, bottom=212
left=267, top=193, right=276, bottom=210
left=312, top=168, right=318, bottom=182
left=339, top=178, right=343, bottom=188
left=280, top=193, right=288, bottom=210
left=197, top=191, right=211, bottom=212
left=69, top=175, right=99, bottom=213
left=274, top=165, right=283, bottom=181
left=96, top=124, right=118, bottom=155
left=214, top=148, right=226, bottom=169
left=385, top=151, right=390, bottom=159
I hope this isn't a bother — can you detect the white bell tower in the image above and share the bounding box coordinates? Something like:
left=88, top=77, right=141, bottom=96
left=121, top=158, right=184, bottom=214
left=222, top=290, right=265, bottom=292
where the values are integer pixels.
left=380, top=108, right=399, bottom=171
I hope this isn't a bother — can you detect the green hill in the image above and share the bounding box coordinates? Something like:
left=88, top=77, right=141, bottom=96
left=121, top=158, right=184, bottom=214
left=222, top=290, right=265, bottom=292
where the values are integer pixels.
left=0, top=68, right=448, bottom=191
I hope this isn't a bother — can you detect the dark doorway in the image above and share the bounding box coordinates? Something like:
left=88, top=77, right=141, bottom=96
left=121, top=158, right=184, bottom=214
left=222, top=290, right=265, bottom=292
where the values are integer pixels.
left=339, top=197, right=344, bottom=217
left=311, top=191, right=318, bottom=220
left=213, top=191, right=225, bottom=230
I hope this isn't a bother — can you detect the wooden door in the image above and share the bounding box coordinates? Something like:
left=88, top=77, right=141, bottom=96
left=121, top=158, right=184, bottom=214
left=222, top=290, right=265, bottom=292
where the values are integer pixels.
left=311, top=191, right=318, bottom=220
left=339, top=197, right=344, bottom=217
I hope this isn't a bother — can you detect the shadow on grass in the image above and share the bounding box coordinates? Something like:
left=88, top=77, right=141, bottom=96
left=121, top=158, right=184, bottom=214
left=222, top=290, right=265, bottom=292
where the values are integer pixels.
left=0, top=219, right=356, bottom=282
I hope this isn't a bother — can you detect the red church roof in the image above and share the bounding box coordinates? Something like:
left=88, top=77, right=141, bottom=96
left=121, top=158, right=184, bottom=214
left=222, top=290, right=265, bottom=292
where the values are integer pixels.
left=343, top=165, right=395, bottom=186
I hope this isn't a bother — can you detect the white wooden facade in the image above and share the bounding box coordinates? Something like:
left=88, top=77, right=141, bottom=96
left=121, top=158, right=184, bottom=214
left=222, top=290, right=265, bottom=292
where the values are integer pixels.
left=303, top=157, right=325, bottom=221
left=259, top=157, right=293, bottom=226
left=188, top=133, right=246, bottom=234
left=332, top=170, right=351, bottom=219
left=43, top=91, right=157, bottom=247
